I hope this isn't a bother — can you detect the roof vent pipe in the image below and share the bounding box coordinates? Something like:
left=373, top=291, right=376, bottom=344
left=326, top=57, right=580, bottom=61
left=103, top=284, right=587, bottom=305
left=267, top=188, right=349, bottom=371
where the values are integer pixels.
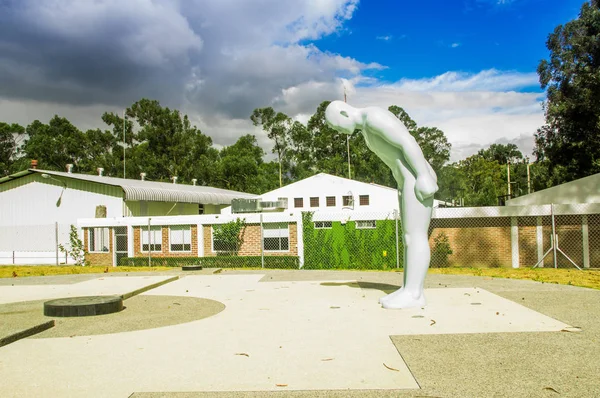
left=66, top=164, right=73, bottom=173
left=30, top=159, right=38, bottom=169
left=97, top=167, right=104, bottom=176
left=192, top=178, right=197, bottom=186
left=140, top=172, right=146, bottom=181
left=171, top=176, right=178, bottom=184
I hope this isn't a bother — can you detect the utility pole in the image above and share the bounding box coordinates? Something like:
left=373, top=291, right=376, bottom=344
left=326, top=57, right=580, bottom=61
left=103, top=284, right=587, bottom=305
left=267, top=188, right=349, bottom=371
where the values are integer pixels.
left=123, top=110, right=126, bottom=179
left=507, top=161, right=511, bottom=196
left=526, top=159, right=531, bottom=194
left=344, top=84, right=351, bottom=179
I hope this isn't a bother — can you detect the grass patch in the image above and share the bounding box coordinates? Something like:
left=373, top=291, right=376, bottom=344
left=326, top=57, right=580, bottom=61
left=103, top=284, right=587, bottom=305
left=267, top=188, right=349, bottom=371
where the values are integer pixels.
left=0, top=266, right=172, bottom=279
left=428, top=267, right=600, bottom=290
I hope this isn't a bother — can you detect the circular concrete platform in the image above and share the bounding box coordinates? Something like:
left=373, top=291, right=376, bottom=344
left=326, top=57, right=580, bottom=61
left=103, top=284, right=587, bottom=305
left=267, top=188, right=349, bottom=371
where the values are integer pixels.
left=44, top=296, right=123, bottom=317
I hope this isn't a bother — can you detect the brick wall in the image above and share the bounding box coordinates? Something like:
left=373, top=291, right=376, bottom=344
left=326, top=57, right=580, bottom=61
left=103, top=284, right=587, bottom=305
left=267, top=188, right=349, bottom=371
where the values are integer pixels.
left=132, top=225, right=198, bottom=257
left=429, top=218, right=512, bottom=267
left=203, top=222, right=298, bottom=256
left=517, top=216, right=538, bottom=267
left=84, top=228, right=113, bottom=266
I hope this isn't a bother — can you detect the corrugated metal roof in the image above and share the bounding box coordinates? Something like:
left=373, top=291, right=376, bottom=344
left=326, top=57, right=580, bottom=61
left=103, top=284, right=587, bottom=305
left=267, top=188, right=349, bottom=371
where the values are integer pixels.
left=1, top=169, right=257, bottom=205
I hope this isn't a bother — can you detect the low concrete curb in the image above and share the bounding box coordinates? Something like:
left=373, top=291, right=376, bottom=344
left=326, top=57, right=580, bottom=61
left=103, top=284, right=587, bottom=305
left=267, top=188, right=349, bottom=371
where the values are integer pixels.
left=0, top=320, right=55, bottom=348
left=121, top=276, right=179, bottom=300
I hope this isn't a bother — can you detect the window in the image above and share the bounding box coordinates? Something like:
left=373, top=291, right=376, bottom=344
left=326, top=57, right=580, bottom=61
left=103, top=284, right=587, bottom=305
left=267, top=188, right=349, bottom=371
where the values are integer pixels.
left=198, top=204, right=205, bottom=214
left=356, top=220, right=376, bottom=229
left=89, top=227, right=109, bottom=252
left=359, top=195, right=370, bottom=206
left=141, top=226, right=162, bottom=252
left=342, top=195, right=353, bottom=207
left=314, top=221, right=332, bottom=229
left=294, top=197, right=303, bottom=208
left=169, top=225, right=191, bottom=252
left=326, top=196, right=336, bottom=207
left=263, top=223, right=289, bottom=251
left=310, top=197, right=319, bottom=207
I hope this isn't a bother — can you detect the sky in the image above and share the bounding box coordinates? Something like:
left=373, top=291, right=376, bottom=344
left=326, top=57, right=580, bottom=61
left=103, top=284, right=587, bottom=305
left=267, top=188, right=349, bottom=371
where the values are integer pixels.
left=0, top=0, right=587, bottom=162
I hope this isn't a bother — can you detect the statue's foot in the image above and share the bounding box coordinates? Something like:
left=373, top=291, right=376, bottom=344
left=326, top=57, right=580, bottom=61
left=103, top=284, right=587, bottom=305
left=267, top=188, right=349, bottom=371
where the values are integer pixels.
left=379, top=288, right=425, bottom=309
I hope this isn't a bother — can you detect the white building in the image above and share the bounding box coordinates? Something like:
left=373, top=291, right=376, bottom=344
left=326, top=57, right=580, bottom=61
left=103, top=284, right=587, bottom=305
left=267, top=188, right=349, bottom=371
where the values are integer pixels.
left=506, top=172, right=600, bottom=206
left=0, top=167, right=256, bottom=262
left=223, top=173, right=447, bottom=215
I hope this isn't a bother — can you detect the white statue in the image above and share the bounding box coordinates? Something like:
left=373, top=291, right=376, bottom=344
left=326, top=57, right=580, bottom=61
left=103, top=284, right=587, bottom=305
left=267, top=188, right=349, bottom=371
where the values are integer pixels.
left=325, top=101, right=438, bottom=309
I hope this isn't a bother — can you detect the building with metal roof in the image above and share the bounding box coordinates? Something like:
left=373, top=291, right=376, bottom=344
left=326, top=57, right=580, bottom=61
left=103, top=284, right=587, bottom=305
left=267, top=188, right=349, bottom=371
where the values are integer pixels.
left=0, top=168, right=256, bottom=259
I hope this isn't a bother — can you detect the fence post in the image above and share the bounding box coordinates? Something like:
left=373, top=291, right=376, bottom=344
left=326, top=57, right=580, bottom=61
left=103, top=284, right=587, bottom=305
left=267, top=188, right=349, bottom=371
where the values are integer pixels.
left=148, top=218, right=152, bottom=267
left=394, top=210, right=400, bottom=269
left=511, top=217, right=519, bottom=268
left=551, top=204, right=558, bottom=269
left=260, top=213, right=264, bottom=269
left=55, top=221, right=59, bottom=266
left=296, top=212, right=304, bottom=269
left=582, top=214, right=590, bottom=269
left=536, top=216, right=544, bottom=267
left=12, top=250, right=15, bottom=265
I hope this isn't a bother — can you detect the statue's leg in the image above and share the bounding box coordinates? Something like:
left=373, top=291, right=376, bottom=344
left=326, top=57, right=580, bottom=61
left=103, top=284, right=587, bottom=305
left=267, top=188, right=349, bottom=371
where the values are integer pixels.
left=380, top=177, right=434, bottom=309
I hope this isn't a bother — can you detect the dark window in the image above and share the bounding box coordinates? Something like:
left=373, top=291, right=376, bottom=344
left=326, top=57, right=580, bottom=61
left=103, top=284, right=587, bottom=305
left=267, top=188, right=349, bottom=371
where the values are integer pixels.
left=141, top=226, right=162, bottom=252
left=170, top=226, right=192, bottom=252
left=326, top=196, right=336, bottom=207
left=263, top=223, right=290, bottom=251
left=89, top=227, right=110, bottom=252
left=310, top=197, right=319, bottom=207
left=359, top=195, right=370, bottom=206
left=356, top=220, right=376, bottom=229
left=314, top=221, right=332, bottom=229
left=342, top=195, right=353, bottom=207
left=294, top=197, right=303, bottom=208
left=198, top=204, right=205, bottom=214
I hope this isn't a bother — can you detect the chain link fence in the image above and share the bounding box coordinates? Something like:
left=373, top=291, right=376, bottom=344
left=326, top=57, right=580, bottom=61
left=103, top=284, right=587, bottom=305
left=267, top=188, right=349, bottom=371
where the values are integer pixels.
left=76, top=203, right=600, bottom=270
left=0, top=223, right=75, bottom=265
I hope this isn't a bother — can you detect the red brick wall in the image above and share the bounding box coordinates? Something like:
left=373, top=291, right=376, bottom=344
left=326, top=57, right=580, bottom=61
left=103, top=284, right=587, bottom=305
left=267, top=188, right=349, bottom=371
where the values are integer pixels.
left=429, top=218, right=512, bottom=267
left=132, top=225, right=198, bottom=257
left=83, top=228, right=113, bottom=266
left=203, top=223, right=298, bottom=257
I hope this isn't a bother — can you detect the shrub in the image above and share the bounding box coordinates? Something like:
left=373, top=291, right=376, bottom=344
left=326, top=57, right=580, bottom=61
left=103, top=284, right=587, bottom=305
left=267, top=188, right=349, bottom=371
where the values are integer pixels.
left=118, top=255, right=299, bottom=269
left=431, top=232, right=453, bottom=267
left=59, top=225, right=89, bottom=266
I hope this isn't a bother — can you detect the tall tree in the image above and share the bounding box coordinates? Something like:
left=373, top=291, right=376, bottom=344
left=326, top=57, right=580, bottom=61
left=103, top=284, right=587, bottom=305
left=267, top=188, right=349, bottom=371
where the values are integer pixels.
left=535, top=1, right=600, bottom=184
left=216, top=135, right=279, bottom=194
left=251, top=107, right=291, bottom=187
left=0, top=122, right=24, bottom=176
left=21, top=117, right=88, bottom=172
left=388, top=105, right=451, bottom=174
left=477, top=143, right=523, bottom=165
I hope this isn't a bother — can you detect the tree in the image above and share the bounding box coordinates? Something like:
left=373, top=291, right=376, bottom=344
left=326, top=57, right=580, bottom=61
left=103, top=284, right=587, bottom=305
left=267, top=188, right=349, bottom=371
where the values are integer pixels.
left=107, top=99, right=218, bottom=184
left=477, top=143, right=523, bottom=165
left=216, top=135, right=278, bottom=194
left=251, top=107, right=292, bottom=187
left=535, top=1, right=600, bottom=184
left=388, top=105, right=451, bottom=174
left=0, top=122, right=24, bottom=176
left=21, top=117, right=88, bottom=172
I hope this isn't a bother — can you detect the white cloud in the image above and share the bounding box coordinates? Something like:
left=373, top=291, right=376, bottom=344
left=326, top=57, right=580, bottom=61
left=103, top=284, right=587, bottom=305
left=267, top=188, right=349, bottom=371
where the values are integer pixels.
left=0, top=1, right=545, bottom=163
left=451, top=42, right=461, bottom=48
left=376, top=35, right=392, bottom=41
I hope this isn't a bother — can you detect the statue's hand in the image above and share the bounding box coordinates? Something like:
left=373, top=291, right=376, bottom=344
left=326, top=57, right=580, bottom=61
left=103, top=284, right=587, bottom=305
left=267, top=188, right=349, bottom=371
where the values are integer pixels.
left=414, top=175, right=438, bottom=202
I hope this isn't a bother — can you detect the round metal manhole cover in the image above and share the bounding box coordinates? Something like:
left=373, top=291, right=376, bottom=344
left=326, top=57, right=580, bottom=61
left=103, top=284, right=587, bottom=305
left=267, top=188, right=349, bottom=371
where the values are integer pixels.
left=44, top=295, right=123, bottom=317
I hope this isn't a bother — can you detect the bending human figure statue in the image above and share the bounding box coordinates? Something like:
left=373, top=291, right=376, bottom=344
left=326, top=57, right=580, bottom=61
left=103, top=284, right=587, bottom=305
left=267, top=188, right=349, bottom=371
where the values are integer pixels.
left=325, top=101, right=438, bottom=309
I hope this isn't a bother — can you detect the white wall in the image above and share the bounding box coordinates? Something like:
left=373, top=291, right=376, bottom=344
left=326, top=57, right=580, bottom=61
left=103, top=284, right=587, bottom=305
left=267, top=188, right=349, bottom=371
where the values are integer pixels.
left=0, top=176, right=123, bottom=251
left=507, top=173, right=600, bottom=206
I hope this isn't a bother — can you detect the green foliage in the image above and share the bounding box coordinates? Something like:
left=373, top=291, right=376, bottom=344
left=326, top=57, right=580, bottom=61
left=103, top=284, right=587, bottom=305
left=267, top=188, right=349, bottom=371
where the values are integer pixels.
left=119, top=255, right=299, bottom=268
left=431, top=232, right=453, bottom=268
left=58, top=225, right=89, bottom=266
left=0, top=122, right=24, bottom=176
left=251, top=107, right=292, bottom=187
left=212, top=218, right=246, bottom=255
left=302, top=212, right=401, bottom=270
left=535, top=1, right=600, bottom=184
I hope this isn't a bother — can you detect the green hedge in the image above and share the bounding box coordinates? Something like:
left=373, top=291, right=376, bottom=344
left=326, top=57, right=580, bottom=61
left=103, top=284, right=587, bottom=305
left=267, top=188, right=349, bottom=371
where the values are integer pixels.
left=119, top=256, right=299, bottom=269
left=302, top=212, right=402, bottom=270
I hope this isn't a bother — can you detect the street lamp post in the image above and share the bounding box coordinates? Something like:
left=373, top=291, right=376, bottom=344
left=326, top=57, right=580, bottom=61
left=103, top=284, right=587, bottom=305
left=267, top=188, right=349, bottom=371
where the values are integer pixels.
left=41, top=174, right=67, bottom=265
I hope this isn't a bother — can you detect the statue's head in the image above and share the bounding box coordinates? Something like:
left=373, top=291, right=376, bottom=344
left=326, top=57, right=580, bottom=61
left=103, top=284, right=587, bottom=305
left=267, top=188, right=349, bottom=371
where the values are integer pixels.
left=325, top=100, right=358, bottom=135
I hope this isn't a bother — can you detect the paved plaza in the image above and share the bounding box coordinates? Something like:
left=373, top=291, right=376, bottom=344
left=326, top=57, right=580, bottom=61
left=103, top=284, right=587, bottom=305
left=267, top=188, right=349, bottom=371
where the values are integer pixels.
left=0, top=269, right=599, bottom=397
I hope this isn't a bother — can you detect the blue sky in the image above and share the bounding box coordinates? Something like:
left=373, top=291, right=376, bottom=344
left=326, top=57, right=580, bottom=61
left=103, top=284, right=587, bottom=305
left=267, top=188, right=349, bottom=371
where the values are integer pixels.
left=0, top=0, right=588, bottom=162
left=315, top=0, right=581, bottom=83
